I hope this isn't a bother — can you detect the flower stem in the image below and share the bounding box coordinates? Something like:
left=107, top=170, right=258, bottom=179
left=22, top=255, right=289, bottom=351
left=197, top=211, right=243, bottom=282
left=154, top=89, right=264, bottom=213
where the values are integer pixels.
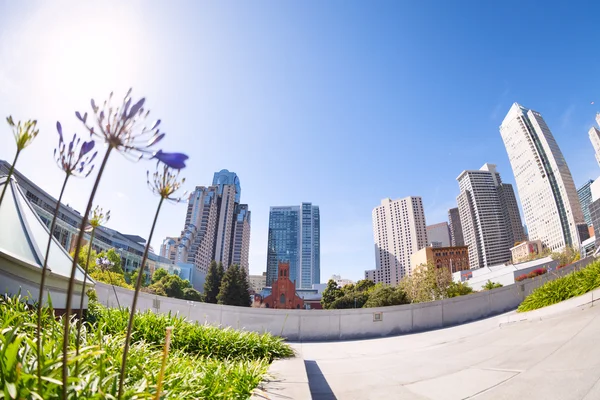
left=107, top=272, right=122, bottom=308
left=154, top=326, right=173, bottom=400
left=118, top=196, right=164, bottom=399
left=74, top=226, right=96, bottom=375
left=37, top=173, right=69, bottom=394
left=0, top=150, right=20, bottom=207
left=62, top=146, right=112, bottom=399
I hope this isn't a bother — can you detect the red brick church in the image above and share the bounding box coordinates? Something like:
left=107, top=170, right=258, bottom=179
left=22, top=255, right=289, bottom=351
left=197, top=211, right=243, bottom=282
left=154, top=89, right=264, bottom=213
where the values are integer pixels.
left=262, top=262, right=304, bottom=309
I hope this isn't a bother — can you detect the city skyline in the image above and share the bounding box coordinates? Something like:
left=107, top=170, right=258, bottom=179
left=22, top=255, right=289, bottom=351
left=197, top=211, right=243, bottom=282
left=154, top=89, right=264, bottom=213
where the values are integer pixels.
left=2, top=1, right=600, bottom=282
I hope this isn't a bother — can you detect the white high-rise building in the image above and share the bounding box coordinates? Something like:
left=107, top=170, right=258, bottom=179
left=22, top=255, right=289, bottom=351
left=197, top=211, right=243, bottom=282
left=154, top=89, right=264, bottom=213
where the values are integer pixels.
left=456, top=164, right=522, bottom=269
left=366, top=197, right=428, bottom=285
left=588, top=125, right=600, bottom=168
left=500, top=103, right=585, bottom=251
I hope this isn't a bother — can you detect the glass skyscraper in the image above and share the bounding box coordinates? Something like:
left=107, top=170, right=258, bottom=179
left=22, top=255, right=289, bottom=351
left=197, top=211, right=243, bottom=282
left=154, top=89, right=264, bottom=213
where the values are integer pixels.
left=266, top=203, right=320, bottom=289
left=578, top=180, right=594, bottom=228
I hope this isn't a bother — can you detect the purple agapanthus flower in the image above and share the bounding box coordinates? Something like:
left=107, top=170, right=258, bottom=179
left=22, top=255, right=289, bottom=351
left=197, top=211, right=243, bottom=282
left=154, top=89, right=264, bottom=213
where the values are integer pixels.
left=76, top=89, right=166, bottom=162
left=54, top=121, right=97, bottom=177
left=96, top=256, right=114, bottom=272
left=152, top=150, right=189, bottom=170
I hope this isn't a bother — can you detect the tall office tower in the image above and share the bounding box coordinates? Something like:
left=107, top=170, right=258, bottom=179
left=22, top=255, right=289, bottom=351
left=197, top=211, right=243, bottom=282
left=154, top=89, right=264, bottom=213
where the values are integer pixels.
left=500, top=103, right=585, bottom=250
left=456, top=164, right=522, bottom=269
left=174, top=170, right=251, bottom=276
left=589, top=126, right=600, bottom=168
left=497, top=182, right=528, bottom=246
left=366, top=197, right=428, bottom=285
left=231, top=204, right=251, bottom=274
left=426, top=222, right=451, bottom=247
left=266, top=203, right=320, bottom=289
left=578, top=180, right=594, bottom=228
left=160, top=237, right=180, bottom=261
left=176, top=186, right=220, bottom=273
left=448, top=207, right=464, bottom=246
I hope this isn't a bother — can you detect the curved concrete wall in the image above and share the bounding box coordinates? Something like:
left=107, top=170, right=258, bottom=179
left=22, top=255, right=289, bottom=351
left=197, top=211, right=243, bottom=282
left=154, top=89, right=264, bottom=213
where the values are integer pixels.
left=94, top=257, right=595, bottom=341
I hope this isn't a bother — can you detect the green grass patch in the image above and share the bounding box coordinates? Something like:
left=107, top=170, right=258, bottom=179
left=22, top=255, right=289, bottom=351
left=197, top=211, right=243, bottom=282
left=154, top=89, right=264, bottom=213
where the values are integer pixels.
left=517, top=260, right=600, bottom=313
left=0, top=296, right=293, bottom=399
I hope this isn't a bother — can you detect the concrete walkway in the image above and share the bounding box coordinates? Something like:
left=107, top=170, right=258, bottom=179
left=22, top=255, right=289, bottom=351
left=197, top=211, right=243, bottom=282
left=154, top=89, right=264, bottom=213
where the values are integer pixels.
left=285, top=305, right=600, bottom=399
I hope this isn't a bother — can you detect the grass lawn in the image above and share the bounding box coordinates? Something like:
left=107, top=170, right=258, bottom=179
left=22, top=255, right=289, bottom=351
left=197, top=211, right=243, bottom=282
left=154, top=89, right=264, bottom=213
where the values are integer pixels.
left=0, top=296, right=293, bottom=399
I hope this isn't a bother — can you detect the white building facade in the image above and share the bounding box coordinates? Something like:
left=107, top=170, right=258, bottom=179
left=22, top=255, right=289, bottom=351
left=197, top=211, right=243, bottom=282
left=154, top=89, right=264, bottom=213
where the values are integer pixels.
left=588, top=126, right=600, bottom=169
left=366, top=197, right=428, bottom=285
left=500, top=103, right=585, bottom=251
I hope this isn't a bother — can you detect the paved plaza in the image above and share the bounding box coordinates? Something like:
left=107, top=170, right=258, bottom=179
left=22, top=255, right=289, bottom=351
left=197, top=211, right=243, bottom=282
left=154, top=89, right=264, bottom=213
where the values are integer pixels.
left=262, top=304, right=600, bottom=399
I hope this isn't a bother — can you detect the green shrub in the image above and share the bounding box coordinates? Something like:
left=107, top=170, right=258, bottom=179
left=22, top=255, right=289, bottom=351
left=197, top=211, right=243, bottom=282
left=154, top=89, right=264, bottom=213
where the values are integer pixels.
left=88, top=303, right=294, bottom=361
left=0, top=296, right=291, bottom=398
left=518, top=261, right=600, bottom=312
left=482, top=280, right=503, bottom=290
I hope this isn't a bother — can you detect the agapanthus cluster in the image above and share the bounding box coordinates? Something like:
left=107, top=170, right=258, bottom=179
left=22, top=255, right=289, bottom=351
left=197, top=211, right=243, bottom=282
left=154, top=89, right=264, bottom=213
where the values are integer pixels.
left=54, top=122, right=97, bottom=177
left=7, top=116, right=39, bottom=151
left=88, top=205, right=110, bottom=229
left=147, top=157, right=188, bottom=202
left=96, top=256, right=114, bottom=272
left=76, top=89, right=167, bottom=163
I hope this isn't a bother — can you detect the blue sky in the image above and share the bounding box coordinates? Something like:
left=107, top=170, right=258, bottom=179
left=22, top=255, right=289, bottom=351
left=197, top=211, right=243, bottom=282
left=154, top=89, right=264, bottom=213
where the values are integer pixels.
left=1, top=1, right=600, bottom=281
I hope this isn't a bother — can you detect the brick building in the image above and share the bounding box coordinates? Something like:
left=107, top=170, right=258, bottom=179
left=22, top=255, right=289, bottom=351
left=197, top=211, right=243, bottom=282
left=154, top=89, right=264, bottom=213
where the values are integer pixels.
left=410, top=245, right=470, bottom=274
left=262, top=262, right=304, bottom=309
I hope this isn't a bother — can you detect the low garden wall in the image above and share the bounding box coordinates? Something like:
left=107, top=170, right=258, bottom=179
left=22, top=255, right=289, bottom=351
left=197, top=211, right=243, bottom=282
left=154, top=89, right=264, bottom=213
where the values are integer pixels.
left=95, top=257, right=596, bottom=341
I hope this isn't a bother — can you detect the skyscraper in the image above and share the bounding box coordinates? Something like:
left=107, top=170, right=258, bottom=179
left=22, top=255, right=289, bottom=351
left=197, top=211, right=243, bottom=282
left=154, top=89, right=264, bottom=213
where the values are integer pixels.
left=169, top=170, right=251, bottom=286
left=266, top=203, right=320, bottom=289
left=448, top=207, right=464, bottom=246
left=578, top=180, right=594, bottom=228
left=366, top=197, right=427, bottom=285
left=500, top=103, right=585, bottom=251
left=457, top=164, right=524, bottom=269
left=426, top=222, right=451, bottom=247
left=589, top=125, right=600, bottom=169
left=231, top=204, right=251, bottom=272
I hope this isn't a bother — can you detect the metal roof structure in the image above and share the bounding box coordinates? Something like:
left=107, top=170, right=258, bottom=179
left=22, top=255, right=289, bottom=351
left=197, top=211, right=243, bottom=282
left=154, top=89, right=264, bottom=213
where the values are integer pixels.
left=0, top=175, right=92, bottom=309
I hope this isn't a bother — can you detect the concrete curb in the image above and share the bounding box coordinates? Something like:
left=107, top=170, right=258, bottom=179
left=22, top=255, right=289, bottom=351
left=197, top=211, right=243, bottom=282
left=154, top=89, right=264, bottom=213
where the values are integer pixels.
left=251, top=355, right=311, bottom=400
left=498, top=287, right=600, bottom=326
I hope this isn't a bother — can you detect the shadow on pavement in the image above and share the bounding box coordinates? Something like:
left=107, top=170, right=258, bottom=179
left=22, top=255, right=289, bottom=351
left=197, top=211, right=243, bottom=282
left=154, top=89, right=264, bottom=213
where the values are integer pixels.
left=304, top=360, right=337, bottom=400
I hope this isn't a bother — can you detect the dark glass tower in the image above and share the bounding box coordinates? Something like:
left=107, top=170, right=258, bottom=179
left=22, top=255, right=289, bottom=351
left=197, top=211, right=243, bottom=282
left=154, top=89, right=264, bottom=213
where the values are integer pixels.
left=266, top=203, right=320, bottom=288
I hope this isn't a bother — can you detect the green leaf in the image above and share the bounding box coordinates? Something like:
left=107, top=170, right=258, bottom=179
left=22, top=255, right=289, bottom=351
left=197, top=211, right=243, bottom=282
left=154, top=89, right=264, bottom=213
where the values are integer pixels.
left=5, top=382, right=16, bottom=399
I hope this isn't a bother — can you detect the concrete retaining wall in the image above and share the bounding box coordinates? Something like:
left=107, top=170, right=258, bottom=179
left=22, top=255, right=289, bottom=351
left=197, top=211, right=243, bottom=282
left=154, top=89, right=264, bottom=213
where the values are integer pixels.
left=95, top=257, right=597, bottom=341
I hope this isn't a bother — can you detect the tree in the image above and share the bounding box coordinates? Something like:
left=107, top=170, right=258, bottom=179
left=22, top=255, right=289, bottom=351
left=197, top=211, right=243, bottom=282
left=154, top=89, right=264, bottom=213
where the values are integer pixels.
left=363, top=285, right=409, bottom=308
left=204, top=260, right=222, bottom=304
left=447, top=281, right=474, bottom=297
left=130, top=270, right=150, bottom=287
left=99, top=248, right=123, bottom=274
left=152, top=268, right=169, bottom=284
left=72, top=245, right=98, bottom=272
left=237, top=266, right=252, bottom=307
left=321, top=279, right=342, bottom=309
left=400, top=263, right=454, bottom=303
left=355, top=279, right=375, bottom=293
left=183, top=287, right=203, bottom=301
left=482, top=280, right=503, bottom=291
left=217, top=264, right=249, bottom=306
left=90, top=269, right=132, bottom=289
left=551, top=246, right=580, bottom=266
